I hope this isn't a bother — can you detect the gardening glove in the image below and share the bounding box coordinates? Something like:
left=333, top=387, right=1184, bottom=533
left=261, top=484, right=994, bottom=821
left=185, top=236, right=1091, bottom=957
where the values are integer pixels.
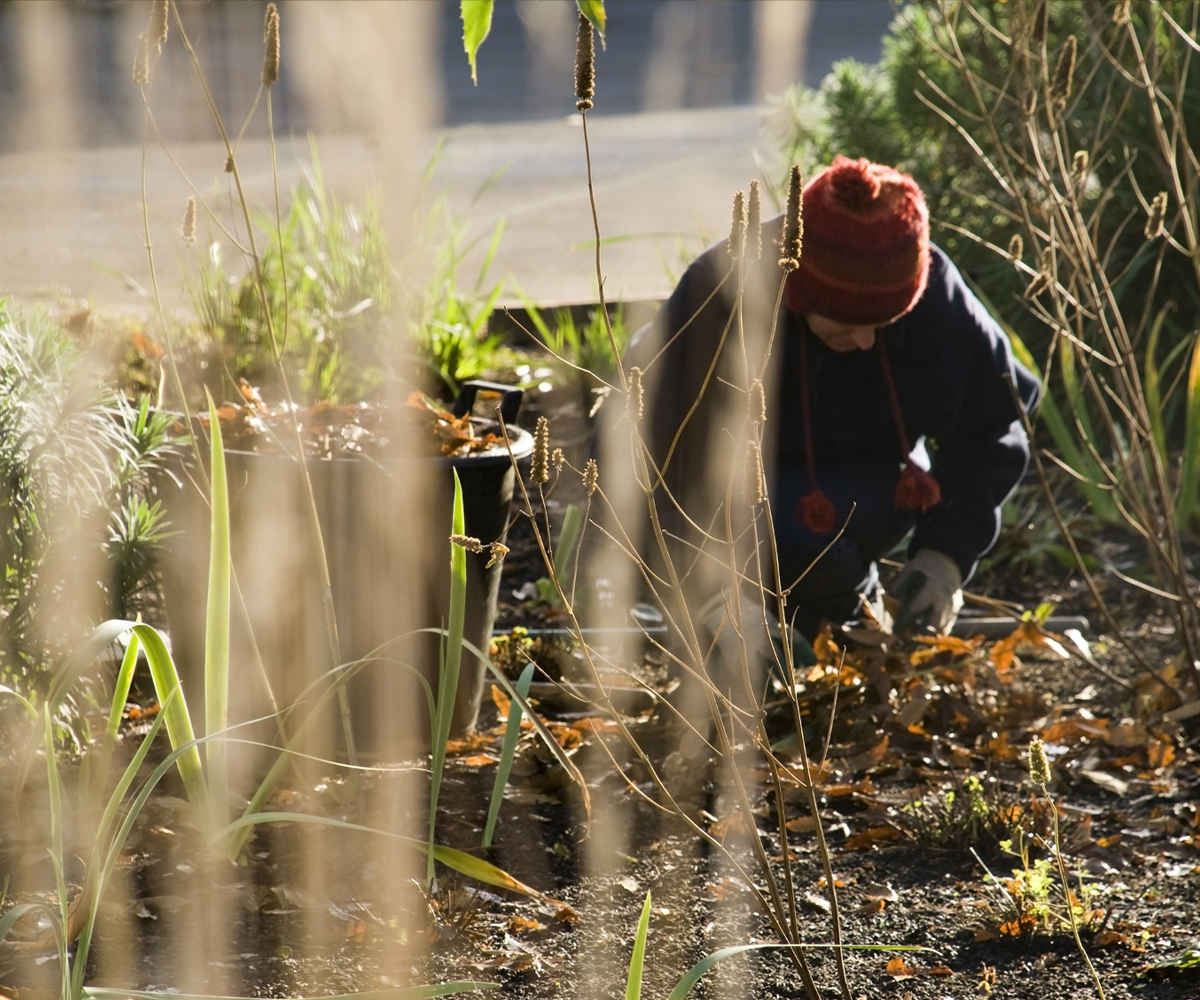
left=697, top=589, right=817, bottom=685
left=891, top=549, right=964, bottom=636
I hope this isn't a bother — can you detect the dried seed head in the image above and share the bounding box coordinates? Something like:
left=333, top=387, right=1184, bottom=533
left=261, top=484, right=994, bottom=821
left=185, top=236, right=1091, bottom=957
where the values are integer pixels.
left=530, top=416, right=551, bottom=485
left=1145, top=191, right=1168, bottom=239
left=1113, top=0, right=1131, bottom=25
left=1024, top=270, right=1052, bottom=299
left=582, top=458, right=599, bottom=496
left=747, top=179, right=762, bottom=261
left=779, top=164, right=803, bottom=272
left=224, top=154, right=234, bottom=174
left=628, top=366, right=644, bottom=422
left=1051, top=35, right=1077, bottom=111
left=1008, top=233, right=1024, bottom=261
left=1032, top=0, right=1048, bottom=44
left=727, top=190, right=747, bottom=261
left=262, top=3, right=280, bottom=87
left=745, top=440, right=766, bottom=506
left=181, top=196, right=196, bottom=244
left=149, top=0, right=169, bottom=54
left=133, top=32, right=150, bottom=85
left=450, top=533, right=484, bottom=554
left=485, top=541, right=509, bottom=569
left=1028, top=736, right=1051, bottom=785
left=1070, top=149, right=1089, bottom=188
left=551, top=447, right=565, bottom=472
left=574, top=12, right=595, bottom=111
left=1023, top=88, right=1037, bottom=116
left=749, top=378, right=766, bottom=424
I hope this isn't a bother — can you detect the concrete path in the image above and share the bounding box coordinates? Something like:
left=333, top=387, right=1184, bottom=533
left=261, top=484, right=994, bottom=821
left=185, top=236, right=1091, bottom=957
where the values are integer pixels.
left=0, top=105, right=764, bottom=314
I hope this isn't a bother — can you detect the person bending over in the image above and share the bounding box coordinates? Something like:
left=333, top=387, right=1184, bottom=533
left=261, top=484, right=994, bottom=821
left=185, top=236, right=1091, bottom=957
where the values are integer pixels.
left=620, top=156, right=1040, bottom=643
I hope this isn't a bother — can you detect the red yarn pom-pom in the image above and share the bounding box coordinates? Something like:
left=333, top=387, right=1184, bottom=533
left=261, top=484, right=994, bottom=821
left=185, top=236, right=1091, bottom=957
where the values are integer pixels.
left=796, top=487, right=837, bottom=534
left=895, top=465, right=942, bottom=511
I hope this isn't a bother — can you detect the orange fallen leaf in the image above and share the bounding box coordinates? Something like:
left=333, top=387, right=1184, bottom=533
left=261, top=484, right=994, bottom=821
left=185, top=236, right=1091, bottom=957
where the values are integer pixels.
left=491, top=684, right=512, bottom=718
left=844, top=825, right=904, bottom=851
left=507, top=915, right=542, bottom=934
left=885, top=956, right=916, bottom=978
left=459, top=754, right=496, bottom=768
left=855, top=897, right=886, bottom=915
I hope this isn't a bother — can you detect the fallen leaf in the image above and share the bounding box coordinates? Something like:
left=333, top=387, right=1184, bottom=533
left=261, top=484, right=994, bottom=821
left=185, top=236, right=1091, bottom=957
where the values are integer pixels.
left=459, top=754, right=497, bottom=768
left=507, top=915, right=542, bottom=934
left=844, top=825, right=904, bottom=851
left=1081, top=770, right=1129, bottom=796
left=855, top=897, right=886, bottom=914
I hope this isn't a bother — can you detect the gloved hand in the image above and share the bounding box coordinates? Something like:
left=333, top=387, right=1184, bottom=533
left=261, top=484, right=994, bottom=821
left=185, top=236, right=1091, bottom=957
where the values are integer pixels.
left=697, top=589, right=817, bottom=683
left=891, top=549, right=964, bottom=635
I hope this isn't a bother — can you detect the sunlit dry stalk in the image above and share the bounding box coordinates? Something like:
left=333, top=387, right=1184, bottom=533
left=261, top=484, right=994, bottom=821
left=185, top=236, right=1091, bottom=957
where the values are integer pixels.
left=1070, top=149, right=1089, bottom=189
left=574, top=12, right=594, bottom=111
left=150, top=0, right=169, bottom=54
left=747, top=179, right=762, bottom=260
left=262, top=4, right=280, bottom=86
left=133, top=33, right=150, bottom=85
left=530, top=416, right=550, bottom=485
left=181, top=196, right=196, bottom=244
left=582, top=458, right=598, bottom=496
left=749, top=378, right=766, bottom=423
left=744, top=440, right=765, bottom=506
left=1024, top=270, right=1052, bottom=298
left=1051, top=35, right=1077, bottom=111
left=1113, top=0, right=1131, bottom=26
left=779, top=164, right=803, bottom=271
left=1145, top=191, right=1167, bottom=239
left=727, top=190, right=747, bottom=261
left=449, top=534, right=484, bottom=554
left=628, top=365, right=643, bottom=422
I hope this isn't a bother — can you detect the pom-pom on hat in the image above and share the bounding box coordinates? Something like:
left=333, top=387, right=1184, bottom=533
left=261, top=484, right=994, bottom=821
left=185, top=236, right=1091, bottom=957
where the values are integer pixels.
left=784, top=156, right=930, bottom=326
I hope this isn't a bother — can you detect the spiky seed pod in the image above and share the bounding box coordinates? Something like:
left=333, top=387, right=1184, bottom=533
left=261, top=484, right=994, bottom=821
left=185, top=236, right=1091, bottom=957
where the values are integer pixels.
left=1032, top=0, right=1048, bottom=44
left=1113, top=0, right=1131, bottom=25
left=149, top=0, right=169, bottom=54
left=745, top=440, right=766, bottom=506
left=1070, top=149, right=1089, bottom=189
left=262, top=3, right=280, bottom=87
left=1008, top=234, right=1024, bottom=261
left=747, top=179, right=762, bottom=261
left=727, top=190, right=747, bottom=260
left=1145, top=191, right=1168, bottom=239
left=749, top=378, right=766, bottom=424
left=485, top=542, right=509, bottom=569
left=779, top=164, right=803, bottom=272
left=450, top=533, right=484, bottom=554
left=1028, top=736, right=1051, bottom=785
left=1051, top=35, right=1077, bottom=111
left=628, top=366, right=644, bottom=423
left=582, top=458, right=599, bottom=496
left=1024, top=270, right=1052, bottom=298
left=574, top=12, right=595, bottom=111
left=551, top=447, right=565, bottom=473
left=181, top=197, right=196, bottom=244
left=530, top=416, right=551, bottom=484
left=133, top=32, right=150, bottom=85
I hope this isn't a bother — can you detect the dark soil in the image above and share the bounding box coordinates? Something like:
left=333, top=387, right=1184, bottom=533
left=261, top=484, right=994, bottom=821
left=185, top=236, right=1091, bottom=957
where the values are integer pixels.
left=2, top=412, right=1199, bottom=1000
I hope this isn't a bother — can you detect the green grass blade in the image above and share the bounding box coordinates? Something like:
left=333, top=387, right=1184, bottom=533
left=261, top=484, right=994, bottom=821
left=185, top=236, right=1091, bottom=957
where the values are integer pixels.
left=1178, top=329, right=1200, bottom=530
left=0, top=903, right=47, bottom=945
left=665, top=943, right=926, bottom=1000
left=460, top=1, right=494, bottom=84
left=93, top=631, right=140, bottom=804
left=217, top=811, right=554, bottom=901
left=625, top=891, right=652, bottom=1000
left=482, top=661, right=534, bottom=848
left=203, top=389, right=231, bottom=831
left=576, top=0, right=606, bottom=43
left=85, top=985, right=498, bottom=1000
left=130, top=623, right=208, bottom=821
left=553, top=503, right=584, bottom=586
left=1143, top=306, right=1170, bottom=465
left=429, top=470, right=468, bottom=885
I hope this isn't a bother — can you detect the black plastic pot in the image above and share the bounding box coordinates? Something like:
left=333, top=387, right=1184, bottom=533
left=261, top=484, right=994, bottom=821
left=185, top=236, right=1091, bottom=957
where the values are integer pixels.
left=157, top=381, right=532, bottom=756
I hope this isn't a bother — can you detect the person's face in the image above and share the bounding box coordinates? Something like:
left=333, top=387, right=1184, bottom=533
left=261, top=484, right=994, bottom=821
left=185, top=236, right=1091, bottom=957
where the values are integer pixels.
left=805, top=313, right=879, bottom=352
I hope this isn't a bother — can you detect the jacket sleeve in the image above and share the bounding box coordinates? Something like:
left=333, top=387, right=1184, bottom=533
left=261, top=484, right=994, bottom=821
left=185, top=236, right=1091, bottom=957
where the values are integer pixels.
left=909, top=258, right=1041, bottom=582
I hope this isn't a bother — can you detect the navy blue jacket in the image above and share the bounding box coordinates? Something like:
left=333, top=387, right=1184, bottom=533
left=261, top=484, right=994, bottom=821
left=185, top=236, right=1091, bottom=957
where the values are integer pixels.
left=626, top=221, right=1039, bottom=599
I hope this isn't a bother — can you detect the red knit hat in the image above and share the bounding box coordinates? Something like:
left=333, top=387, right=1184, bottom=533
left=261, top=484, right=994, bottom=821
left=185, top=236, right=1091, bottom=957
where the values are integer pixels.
left=785, top=157, right=941, bottom=534
left=783, top=156, right=930, bottom=325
